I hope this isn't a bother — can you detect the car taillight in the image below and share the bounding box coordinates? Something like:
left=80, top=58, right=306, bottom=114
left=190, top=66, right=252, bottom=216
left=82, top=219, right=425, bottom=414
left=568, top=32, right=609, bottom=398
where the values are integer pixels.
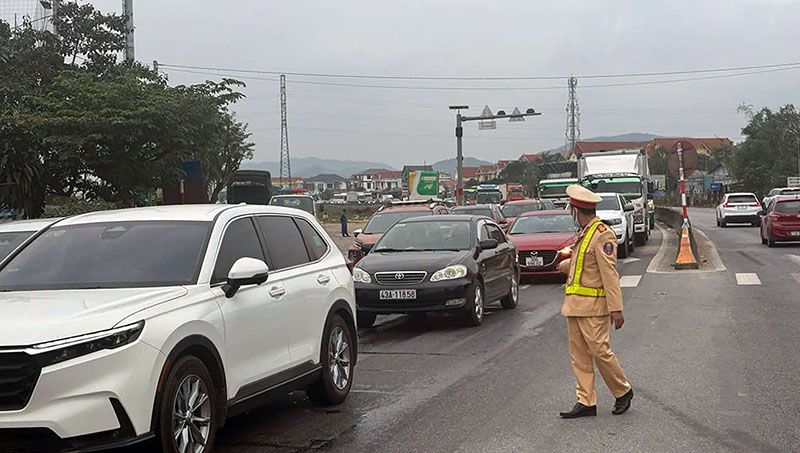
left=755, top=201, right=760, bottom=206
left=723, top=203, right=729, bottom=208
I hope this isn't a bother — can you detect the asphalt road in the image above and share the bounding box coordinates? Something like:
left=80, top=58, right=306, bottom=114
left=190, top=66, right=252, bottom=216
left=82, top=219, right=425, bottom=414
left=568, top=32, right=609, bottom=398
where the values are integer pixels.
left=125, top=211, right=800, bottom=452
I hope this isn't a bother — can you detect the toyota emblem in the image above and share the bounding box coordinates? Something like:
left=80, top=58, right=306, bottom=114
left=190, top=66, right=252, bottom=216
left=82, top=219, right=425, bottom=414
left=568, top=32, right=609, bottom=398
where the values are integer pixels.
left=395, top=273, right=405, bottom=280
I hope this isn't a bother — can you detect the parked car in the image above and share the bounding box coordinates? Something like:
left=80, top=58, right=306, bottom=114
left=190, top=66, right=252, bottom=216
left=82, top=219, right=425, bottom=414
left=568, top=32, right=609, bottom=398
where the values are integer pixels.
left=353, top=215, right=519, bottom=327
left=507, top=210, right=579, bottom=276
left=0, top=205, right=356, bottom=452
left=595, top=192, right=636, bottom=258
left=760, top=195, right=800, bottom=247
left=348, top=200, right=450, bottom=265
left=762, top=187, right=800, bottom=208
left=716, top=192, right=762, bottom=227
left=0, top=218, right=60, bottom=262
left=451, top=204, right=508, bottom=230
left=500, top=199, right=547, bottom=228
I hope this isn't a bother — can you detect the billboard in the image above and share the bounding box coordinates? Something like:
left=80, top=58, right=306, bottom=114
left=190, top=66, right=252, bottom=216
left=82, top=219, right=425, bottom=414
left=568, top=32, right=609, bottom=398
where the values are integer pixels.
left=408, top=171, right=439, bottom=200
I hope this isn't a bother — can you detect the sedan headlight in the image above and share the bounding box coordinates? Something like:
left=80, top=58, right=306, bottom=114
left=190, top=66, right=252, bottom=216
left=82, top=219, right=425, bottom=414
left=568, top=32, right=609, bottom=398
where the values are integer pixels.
left=558, top=246, right=573, bottom=256
left=352, top=267, right=372, bottom=284
left=27, top=321, right=144, bottom=367
left=430, top=264, right=468, bottom=282
left=605, top=218, right=623, bottom=226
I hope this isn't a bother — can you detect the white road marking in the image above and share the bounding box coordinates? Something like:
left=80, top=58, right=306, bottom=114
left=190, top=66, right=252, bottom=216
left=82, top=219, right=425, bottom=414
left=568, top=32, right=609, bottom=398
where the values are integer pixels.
left=736, top=273, right=761, bottom=286
left=619, top=275, right=642, bottom=288
left=791, top=273, right=800, bottom=285
left=621, top=257, right=641, bottom=264
left=520, top=284, right=531, bottom=290
left=784, top=254, right=800, bottom=266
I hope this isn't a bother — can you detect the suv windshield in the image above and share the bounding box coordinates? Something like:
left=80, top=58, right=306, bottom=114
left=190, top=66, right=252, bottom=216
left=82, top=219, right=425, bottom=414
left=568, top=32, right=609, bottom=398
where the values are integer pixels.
left=452, top=207, right=493, bottom=217
left=0, top=230, right=36, bottom=261
left=375, top=220, right=472, bottom=251
left=510, top=214, right=579, bottom=234
left=0, top=222, right=211, bottom=291
left=502, top=203, right=542, bottom=217
left=727, top=195, right=758, bottom=204
left=597, top=196, right=621, bottom=211
left=269, top=196, right=315, bottom=214
left=364, top=210, right=430, bottom=234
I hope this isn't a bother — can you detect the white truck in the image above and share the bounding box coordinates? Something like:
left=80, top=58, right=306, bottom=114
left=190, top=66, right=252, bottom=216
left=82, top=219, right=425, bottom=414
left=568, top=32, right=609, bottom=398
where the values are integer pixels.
left=578, top=149, right=652, bottom=246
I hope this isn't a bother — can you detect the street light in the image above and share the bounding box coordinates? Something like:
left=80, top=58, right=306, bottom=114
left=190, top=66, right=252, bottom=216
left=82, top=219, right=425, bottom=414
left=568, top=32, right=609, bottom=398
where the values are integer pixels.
left=450, top=105, right=542, bottom=206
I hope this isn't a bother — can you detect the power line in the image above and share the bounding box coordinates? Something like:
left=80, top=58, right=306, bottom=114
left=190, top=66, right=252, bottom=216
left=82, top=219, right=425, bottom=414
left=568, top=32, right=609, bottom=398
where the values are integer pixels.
left=158, top=61, right=800, bottom=81
left=161, top=65, right=800, bottom=91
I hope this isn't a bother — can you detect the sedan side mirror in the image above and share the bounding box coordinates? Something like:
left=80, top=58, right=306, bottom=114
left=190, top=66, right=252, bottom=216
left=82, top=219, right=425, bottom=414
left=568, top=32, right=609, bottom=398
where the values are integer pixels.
left=479, top=239, right=498, bottom=250
left=223, top=257, right=269, bottom=298
left=353, top=228, right=363, bottom=237
left=623, top=203, right=635, bottom=212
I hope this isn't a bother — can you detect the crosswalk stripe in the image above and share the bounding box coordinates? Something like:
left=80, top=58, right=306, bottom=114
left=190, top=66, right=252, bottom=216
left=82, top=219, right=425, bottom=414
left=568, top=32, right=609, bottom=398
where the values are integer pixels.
left=791, top=273, right=800, bottom=285
left=619, top=275, right=642, bottom=288
left=736, top=273, right=761, bottom=285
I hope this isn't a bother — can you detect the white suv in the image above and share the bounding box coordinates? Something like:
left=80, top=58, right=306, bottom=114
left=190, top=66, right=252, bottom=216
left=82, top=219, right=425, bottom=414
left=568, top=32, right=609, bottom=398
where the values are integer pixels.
left=0, top=205, right=356, bottom=452
left=716, top=192, right=762, bottom=227
left=595, top=192, right=636, bottom=258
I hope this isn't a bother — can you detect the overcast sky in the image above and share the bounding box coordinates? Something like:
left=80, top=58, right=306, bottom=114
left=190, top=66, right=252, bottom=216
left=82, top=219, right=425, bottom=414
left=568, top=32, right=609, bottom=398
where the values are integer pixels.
left=88, top=0, right=800, bottom=167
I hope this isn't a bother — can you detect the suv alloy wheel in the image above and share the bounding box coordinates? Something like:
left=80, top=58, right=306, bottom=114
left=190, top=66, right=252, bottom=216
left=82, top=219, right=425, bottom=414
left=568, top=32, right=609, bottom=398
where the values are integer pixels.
left=158, top=355, right=217, bottom=453
left=307, top=315, right=355, bottom=405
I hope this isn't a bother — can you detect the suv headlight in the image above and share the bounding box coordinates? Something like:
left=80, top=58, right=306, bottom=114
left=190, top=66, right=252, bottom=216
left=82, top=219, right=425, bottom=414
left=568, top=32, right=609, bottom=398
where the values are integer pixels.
left=353, top=267, right=372, bottom=284
left=27, top=321, right=144, bottom=367
left=430, top=264, right=468, bottom=282
left=604, top=218, right=623, bottom=225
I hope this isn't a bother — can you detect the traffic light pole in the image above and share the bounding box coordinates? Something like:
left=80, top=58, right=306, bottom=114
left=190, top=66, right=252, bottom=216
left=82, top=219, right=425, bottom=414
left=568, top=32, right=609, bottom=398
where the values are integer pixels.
left=451, top=107, right=541, bottom=206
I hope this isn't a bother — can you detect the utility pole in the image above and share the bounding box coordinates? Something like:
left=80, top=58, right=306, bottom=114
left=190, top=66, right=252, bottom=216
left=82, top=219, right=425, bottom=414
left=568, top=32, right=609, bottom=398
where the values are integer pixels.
left=122, top=0, right=134, bottom=61
left=565, top=76, right=580, bottom=156
left=279, top=74, right=291, bottom=186
left=51, top=0, right=59, bottom=36
left=450, top=106, right=541, bottom=206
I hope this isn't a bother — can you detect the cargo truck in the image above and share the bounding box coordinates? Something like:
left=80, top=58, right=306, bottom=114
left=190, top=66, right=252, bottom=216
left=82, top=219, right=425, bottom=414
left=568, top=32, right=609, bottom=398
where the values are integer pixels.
left=538, top=178, right=578, bottom=208
left=577, top=149, right=652, bottom=245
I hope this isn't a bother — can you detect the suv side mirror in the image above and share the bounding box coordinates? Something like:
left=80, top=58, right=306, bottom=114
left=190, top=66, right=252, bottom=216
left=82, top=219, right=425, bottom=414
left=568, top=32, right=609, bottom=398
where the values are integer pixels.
left=623, top=203, right=635, bottom=212
left=353, top=228, right=363, bottom=237
left=479, top=239, right=498, bottom=250
left=223, top=257, right=269, bottom=298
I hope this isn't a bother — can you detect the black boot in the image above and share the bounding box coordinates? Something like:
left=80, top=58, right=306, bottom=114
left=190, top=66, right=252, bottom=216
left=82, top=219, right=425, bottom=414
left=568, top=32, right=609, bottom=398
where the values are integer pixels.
left=559, top=402, right=597, bottom=419
left=612, top=388, right=633, bottom=415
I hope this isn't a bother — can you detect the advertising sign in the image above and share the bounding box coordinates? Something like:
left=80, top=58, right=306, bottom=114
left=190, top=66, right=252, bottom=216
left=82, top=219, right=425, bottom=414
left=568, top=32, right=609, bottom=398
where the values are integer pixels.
left=409, top=171, right=439, bottom=200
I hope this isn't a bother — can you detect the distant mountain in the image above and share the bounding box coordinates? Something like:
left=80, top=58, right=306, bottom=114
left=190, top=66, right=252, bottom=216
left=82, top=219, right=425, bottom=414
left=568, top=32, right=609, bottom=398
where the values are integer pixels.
left=539, top=133, right=662, bottom=155
left=241, top=157, right=395, bottom=178
left=432, top=157, right=493, bottom=176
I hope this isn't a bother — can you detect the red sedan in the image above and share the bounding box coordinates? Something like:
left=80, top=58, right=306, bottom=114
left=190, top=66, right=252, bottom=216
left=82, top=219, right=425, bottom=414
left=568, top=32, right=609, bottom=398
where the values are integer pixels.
left=760, top=195, right=800, bottom=247
left=507, top=210, right=579, bottom=276
left=500, top=199, right=547, bottom=229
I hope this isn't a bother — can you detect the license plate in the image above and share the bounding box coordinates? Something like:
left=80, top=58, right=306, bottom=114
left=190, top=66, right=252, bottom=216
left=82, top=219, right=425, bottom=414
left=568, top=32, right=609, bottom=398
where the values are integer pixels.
left=526, top=256, right=544, bottom=267
left=380, top=289, right=416, bottom=300
left=738, top=206, right=747, bottom=210
left=791, top=231, right=800, bottom=236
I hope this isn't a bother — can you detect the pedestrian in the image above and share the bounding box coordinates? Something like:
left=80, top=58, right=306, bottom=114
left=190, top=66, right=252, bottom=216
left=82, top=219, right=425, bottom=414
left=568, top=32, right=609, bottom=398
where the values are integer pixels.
left=340, top=210, right=349, bottom=237
left=557, top=185, right=633, bottom=418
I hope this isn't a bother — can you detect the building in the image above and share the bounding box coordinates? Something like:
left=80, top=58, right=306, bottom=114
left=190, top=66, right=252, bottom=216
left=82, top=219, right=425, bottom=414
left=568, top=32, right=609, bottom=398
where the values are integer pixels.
left=350, top=168, right=402, bottom=193
left=460, top=166, right=480, bottom=182
left=569, top=138, right=733, bottom=160
left=476, top=165, right=498, bottom=182
left=304, top=174, right=348, bottom=195
left=519, top=153, right=547, bottom=163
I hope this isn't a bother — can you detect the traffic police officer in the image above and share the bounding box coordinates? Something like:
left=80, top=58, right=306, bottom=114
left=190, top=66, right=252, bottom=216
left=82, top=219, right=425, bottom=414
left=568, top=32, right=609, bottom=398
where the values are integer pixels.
left=558, top=185, right=633, bottom=418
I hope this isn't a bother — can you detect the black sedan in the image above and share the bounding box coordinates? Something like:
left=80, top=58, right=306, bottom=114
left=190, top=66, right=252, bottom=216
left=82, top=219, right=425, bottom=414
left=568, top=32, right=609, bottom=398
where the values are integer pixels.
left=352, top=215, right=519, bottom=327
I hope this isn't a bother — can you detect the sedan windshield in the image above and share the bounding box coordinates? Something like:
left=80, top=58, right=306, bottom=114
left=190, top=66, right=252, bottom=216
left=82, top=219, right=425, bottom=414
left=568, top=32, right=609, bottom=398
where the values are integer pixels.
left=597, top=196, right=621, bottom=211
left=269, top=196, right=314, bottom=214
left=0, top=221, right=211, bottom=291
left=363, top=211, right=430, bottom=234
left=375, top=220, right=472, bottom=251
left=510, top=215, right=579, bottom=234
left=502, top=203, right=541, bottom=218
left=0, top=231, right=35, bottom=261
left=452, top=207, right=493, bottom=217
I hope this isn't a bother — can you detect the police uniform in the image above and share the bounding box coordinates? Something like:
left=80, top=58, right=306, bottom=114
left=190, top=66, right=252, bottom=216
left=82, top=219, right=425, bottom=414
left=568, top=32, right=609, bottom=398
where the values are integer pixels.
left=558, top=185, right=632, bottom=417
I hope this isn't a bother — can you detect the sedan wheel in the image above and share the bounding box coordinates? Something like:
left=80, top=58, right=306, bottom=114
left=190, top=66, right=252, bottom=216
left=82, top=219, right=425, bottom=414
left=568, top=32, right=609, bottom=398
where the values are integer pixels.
left=463, top=281, right=484, bottom=326
left=501, top=273, right=519, bottom=309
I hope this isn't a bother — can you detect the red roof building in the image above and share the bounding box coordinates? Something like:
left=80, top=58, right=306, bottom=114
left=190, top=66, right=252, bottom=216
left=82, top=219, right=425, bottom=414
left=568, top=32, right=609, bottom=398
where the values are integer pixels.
left=520, top=153, right=546, bottom=163
left=461, top=166, right=480, bottom=180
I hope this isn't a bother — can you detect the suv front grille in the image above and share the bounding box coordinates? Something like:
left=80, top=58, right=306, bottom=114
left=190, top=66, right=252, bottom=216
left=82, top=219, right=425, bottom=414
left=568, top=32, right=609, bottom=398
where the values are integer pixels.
left=518, top=250, right=558, bottom=267
left=375, top=271, right=427, bottom=285
left=0, top=351, right=41, bottom=411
